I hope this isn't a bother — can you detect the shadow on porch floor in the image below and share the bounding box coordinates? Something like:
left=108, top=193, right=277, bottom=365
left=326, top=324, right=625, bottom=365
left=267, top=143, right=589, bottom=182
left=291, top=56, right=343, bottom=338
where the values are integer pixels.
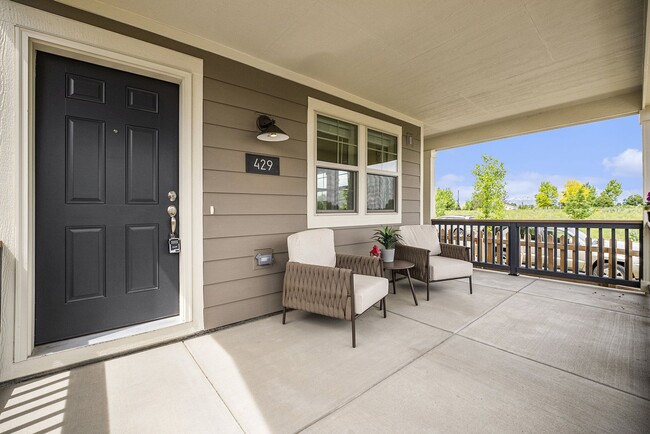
left=1, top=270, right=648, bottom=433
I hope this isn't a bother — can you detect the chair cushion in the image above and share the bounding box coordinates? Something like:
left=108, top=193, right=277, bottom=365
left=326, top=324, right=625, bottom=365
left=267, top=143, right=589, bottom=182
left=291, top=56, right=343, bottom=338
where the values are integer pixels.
left=287, top=228, right=336, bottom=267
left=429, top=255, right=473, bottom=281
left=399, top=225, right=442, bottom=256
left=353, top=274, right=388, bottom=314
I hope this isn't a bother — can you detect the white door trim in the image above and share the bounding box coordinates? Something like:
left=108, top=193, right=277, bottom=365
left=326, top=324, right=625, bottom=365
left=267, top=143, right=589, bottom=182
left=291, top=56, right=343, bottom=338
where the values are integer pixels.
left=1, top=11, right=203, bottom=381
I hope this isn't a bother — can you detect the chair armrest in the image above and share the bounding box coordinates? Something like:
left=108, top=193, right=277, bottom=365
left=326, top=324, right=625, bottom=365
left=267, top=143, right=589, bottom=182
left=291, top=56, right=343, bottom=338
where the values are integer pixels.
left=440, top=243, right=471, bottom=261
left=336, top=254, right=383, bottom=278
left=283, top=262, right=353, bottom=320
left=395, top=244, right=429, bottom=264
left=395, top=244, right=429, bottom=283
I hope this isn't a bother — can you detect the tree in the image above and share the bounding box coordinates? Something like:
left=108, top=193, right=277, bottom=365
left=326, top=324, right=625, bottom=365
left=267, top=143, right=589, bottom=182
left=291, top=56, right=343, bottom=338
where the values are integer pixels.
left=594, top=179, right=622, bottom=207
left=471, top=155, right=507, bottom=219
left=435, top=188, right=457, bottom=216
left=535, top=181, right=559, bottom=208
left=561, top=180, right=595, bottom=219
left=560, top=180, right=584, bottom=205
left=623, top=194, right=643, bottom=206
left=463, top=200, right=475, bottom=211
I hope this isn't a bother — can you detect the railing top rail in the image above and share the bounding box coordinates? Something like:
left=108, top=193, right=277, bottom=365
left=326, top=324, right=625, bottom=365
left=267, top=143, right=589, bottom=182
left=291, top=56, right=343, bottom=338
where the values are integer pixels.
left=431, top=219, right=643, bottom=229
left=431, top=219, right=643, bottom=224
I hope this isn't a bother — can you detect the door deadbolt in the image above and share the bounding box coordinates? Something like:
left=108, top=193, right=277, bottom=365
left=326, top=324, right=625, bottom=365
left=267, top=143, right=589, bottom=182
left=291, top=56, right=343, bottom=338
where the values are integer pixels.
left=168, top=190, right=177, bottom=202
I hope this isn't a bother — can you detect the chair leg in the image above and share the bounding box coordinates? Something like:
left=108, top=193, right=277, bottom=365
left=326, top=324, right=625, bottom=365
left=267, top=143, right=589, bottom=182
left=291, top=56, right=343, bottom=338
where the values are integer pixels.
left=282, top=307, right=287, bottom=324
left=351, top=316, right=356, bottom=348
left=383, top=296, right=387, bottom=318
left=469, top=276, right=473, bottom=294
left=426, top=280, right=430, bottom=301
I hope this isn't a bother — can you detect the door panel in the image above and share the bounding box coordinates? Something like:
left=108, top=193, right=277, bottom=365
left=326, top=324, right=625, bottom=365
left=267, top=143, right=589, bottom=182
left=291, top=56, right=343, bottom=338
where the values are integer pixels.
left=126, top=126, right=159, bottom=204
left=65, top=227, right=106, bottom=302
left=35, top=52, right=180, bottom=345
left=126, top=224, right=159, bottom=293
left=65, top=117, right=106, bottom=203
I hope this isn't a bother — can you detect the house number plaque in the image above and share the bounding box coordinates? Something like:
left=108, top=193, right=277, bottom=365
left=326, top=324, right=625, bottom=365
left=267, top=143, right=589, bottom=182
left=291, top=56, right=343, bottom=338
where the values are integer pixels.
left=245, top=153, right=280, bottom=176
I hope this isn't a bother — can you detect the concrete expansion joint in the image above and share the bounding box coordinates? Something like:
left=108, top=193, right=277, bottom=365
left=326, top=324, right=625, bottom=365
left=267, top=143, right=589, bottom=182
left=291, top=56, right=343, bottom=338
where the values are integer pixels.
left=181, top=341, right=247, bottom=434
left=300, top=279, right=526, bottom=432
left=458, top=333, right=650, bottom=403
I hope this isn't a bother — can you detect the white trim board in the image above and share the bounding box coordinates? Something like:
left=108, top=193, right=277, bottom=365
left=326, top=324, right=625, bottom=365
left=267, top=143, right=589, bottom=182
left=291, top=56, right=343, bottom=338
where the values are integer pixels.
left=1, top=2, right=204, bottom=381
left=55, top=0, right=423, bottom=129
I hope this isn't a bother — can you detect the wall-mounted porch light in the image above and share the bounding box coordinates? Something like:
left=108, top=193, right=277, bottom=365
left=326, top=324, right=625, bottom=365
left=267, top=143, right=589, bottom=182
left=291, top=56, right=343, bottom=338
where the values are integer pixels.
left=256, top=115, right=290, bottom=142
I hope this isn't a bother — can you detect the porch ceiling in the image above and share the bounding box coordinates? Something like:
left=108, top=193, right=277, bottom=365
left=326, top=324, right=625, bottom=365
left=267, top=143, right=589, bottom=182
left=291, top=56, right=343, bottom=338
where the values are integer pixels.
left=56, top=0, right=645, bottom=138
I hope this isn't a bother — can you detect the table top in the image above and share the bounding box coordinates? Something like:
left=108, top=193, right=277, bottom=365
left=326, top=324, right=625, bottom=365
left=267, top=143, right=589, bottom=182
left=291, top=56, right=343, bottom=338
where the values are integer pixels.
left=383, top=259, right=414, bottom=270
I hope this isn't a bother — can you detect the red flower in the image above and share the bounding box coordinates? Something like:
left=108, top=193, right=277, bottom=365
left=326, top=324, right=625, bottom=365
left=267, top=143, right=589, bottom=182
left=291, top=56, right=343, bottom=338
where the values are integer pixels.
left=370, top=245, right=381, bottom=257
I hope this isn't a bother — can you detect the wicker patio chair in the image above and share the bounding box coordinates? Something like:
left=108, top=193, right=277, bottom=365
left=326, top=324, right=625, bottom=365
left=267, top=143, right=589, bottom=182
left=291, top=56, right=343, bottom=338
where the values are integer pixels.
left=395, top=225, right=473, bottom=301
left=282, top=228, right=388, bottom=348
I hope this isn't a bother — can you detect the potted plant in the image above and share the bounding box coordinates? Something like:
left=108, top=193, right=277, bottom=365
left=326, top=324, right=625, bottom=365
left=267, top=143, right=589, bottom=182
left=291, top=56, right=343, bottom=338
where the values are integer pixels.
left=645, top=191, right=650, bottom=221
left=371, top=226, right=402, bottom=262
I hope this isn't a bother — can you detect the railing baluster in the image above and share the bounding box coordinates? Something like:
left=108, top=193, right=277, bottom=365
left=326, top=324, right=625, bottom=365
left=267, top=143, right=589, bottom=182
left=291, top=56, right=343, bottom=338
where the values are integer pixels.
left=483, top=225, right=490, bottom=262
left=640, top=229, right=644, bottom=280
left=586, top=228, right=591, bottom=276
left=573, top=226, right=580, bottom=274
left=624, top=228, right=630, bottom=281
left=478, top=225, right=482, bottom=263
left=552, top=227, right=558, bottom=272
left=463, top=224, right=467, bottom=247
left=611, top=228, right=617, bottom=278
left=470, top=224, right=475, bottom=261
left=499, top=225, right=504, bottom=266
left=509, top=221, right=519, bottom=275
left=490, top=225, right=495, bottom=264
left=598, top=228, right=604, bottom=277
left=525, top=227, right=529, bottom=269
left=544, top=226, right=548, bottom=271
left=562, top=226, right=569, bottom=273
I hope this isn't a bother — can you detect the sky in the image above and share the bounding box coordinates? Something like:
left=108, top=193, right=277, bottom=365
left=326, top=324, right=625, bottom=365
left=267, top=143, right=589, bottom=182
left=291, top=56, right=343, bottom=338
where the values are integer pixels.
left=435, top=115, right=643, bottom=206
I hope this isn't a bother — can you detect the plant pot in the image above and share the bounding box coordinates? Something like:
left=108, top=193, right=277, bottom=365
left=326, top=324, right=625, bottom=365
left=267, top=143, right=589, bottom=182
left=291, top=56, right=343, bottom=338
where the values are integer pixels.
left=381, top=248, right=395, bottom=262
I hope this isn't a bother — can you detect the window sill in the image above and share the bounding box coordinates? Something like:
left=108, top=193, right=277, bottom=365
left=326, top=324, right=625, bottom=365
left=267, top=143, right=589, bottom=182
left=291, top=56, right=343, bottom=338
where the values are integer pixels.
left=308, top=212, right=401, bottom=229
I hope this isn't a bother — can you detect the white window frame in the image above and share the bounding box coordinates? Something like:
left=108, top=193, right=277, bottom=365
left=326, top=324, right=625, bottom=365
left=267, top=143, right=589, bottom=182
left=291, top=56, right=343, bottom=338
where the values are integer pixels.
left=307, top=98, right=402, bottom=228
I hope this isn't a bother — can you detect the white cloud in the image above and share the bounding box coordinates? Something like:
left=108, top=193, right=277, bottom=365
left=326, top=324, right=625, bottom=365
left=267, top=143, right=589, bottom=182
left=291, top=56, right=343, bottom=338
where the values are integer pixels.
left=438, top=174, right=464, bottom=185
left=602, top=148, right=642, bottom=177
left=435, top=173, right=472, bottom=204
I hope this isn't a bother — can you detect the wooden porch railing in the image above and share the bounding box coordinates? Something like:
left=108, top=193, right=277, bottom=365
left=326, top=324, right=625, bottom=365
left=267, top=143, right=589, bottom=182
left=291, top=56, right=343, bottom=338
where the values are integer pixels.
left=431, top=219, right=643, bottom=289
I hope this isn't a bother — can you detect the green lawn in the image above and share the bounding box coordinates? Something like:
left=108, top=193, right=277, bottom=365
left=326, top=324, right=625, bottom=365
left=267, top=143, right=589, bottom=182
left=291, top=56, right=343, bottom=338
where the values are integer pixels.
left=436, top=206, right=645, bottom=241
left=440, top=206, right=644, bottom=221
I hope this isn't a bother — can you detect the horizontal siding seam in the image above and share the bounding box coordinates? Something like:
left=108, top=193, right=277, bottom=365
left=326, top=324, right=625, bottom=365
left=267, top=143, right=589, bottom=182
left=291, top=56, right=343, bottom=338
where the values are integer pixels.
left=203, top=291, right=283, bottom=310
left=203, top=255, right=289, bottom=262
left=203, top=119, right=256, bottom=132
left=202, top=76, right=308, bottom=109
left=203, top=233, right=297, bottom=240
left=204, top=152, right=307, bottom=165
left=203, top=271, right=286, bottom=286
left=202, top=168, right=307, bottom=179
left=202, top=95, right=306, bottom=122
left=204, top=100, right=307, bottom=126
left=204, top=192, right=307, bottom=198
left=203, top=214, right=305, bottom=218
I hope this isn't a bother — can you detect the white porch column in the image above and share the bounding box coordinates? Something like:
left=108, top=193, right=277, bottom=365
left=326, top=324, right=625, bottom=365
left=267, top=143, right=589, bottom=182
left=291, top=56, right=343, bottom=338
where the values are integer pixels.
left=640, top=109, right=650, bottom=293
left=423, top=150, right=436, bottom=223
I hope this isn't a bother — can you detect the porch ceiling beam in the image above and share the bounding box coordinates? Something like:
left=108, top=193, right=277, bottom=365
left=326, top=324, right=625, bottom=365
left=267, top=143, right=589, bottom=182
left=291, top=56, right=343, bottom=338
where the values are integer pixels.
left=424, top=90, right=641, bottom=151
left=641, top=2, right=650, bottom=109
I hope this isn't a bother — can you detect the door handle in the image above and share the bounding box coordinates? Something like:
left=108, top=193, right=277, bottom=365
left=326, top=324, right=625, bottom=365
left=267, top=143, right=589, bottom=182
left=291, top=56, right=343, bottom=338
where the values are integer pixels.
left=167, top=205, right=177, bottom=236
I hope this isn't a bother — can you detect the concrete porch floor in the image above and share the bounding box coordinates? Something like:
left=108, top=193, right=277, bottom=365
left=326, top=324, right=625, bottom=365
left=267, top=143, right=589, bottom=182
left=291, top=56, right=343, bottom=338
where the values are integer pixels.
left=1, top=270, right=649, bottom=433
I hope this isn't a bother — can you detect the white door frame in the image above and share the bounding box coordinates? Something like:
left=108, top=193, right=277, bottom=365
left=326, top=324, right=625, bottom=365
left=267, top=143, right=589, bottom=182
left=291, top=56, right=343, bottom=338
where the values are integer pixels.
left=1, top=11, right=203, bottom=382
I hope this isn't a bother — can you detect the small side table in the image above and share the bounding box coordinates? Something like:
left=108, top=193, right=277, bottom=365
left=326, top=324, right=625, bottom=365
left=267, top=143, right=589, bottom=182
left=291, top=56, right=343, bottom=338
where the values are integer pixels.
left=383, top=260, right=418, bottom=306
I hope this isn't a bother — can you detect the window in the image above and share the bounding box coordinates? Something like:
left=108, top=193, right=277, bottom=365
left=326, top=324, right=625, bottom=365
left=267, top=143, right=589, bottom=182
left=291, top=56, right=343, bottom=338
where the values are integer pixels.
left=308, top=98, right=402, bottom=228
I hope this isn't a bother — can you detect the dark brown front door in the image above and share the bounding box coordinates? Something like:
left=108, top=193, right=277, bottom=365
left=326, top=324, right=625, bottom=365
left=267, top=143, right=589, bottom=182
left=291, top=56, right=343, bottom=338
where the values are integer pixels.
left=35, top=52, right=180, bottom=345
